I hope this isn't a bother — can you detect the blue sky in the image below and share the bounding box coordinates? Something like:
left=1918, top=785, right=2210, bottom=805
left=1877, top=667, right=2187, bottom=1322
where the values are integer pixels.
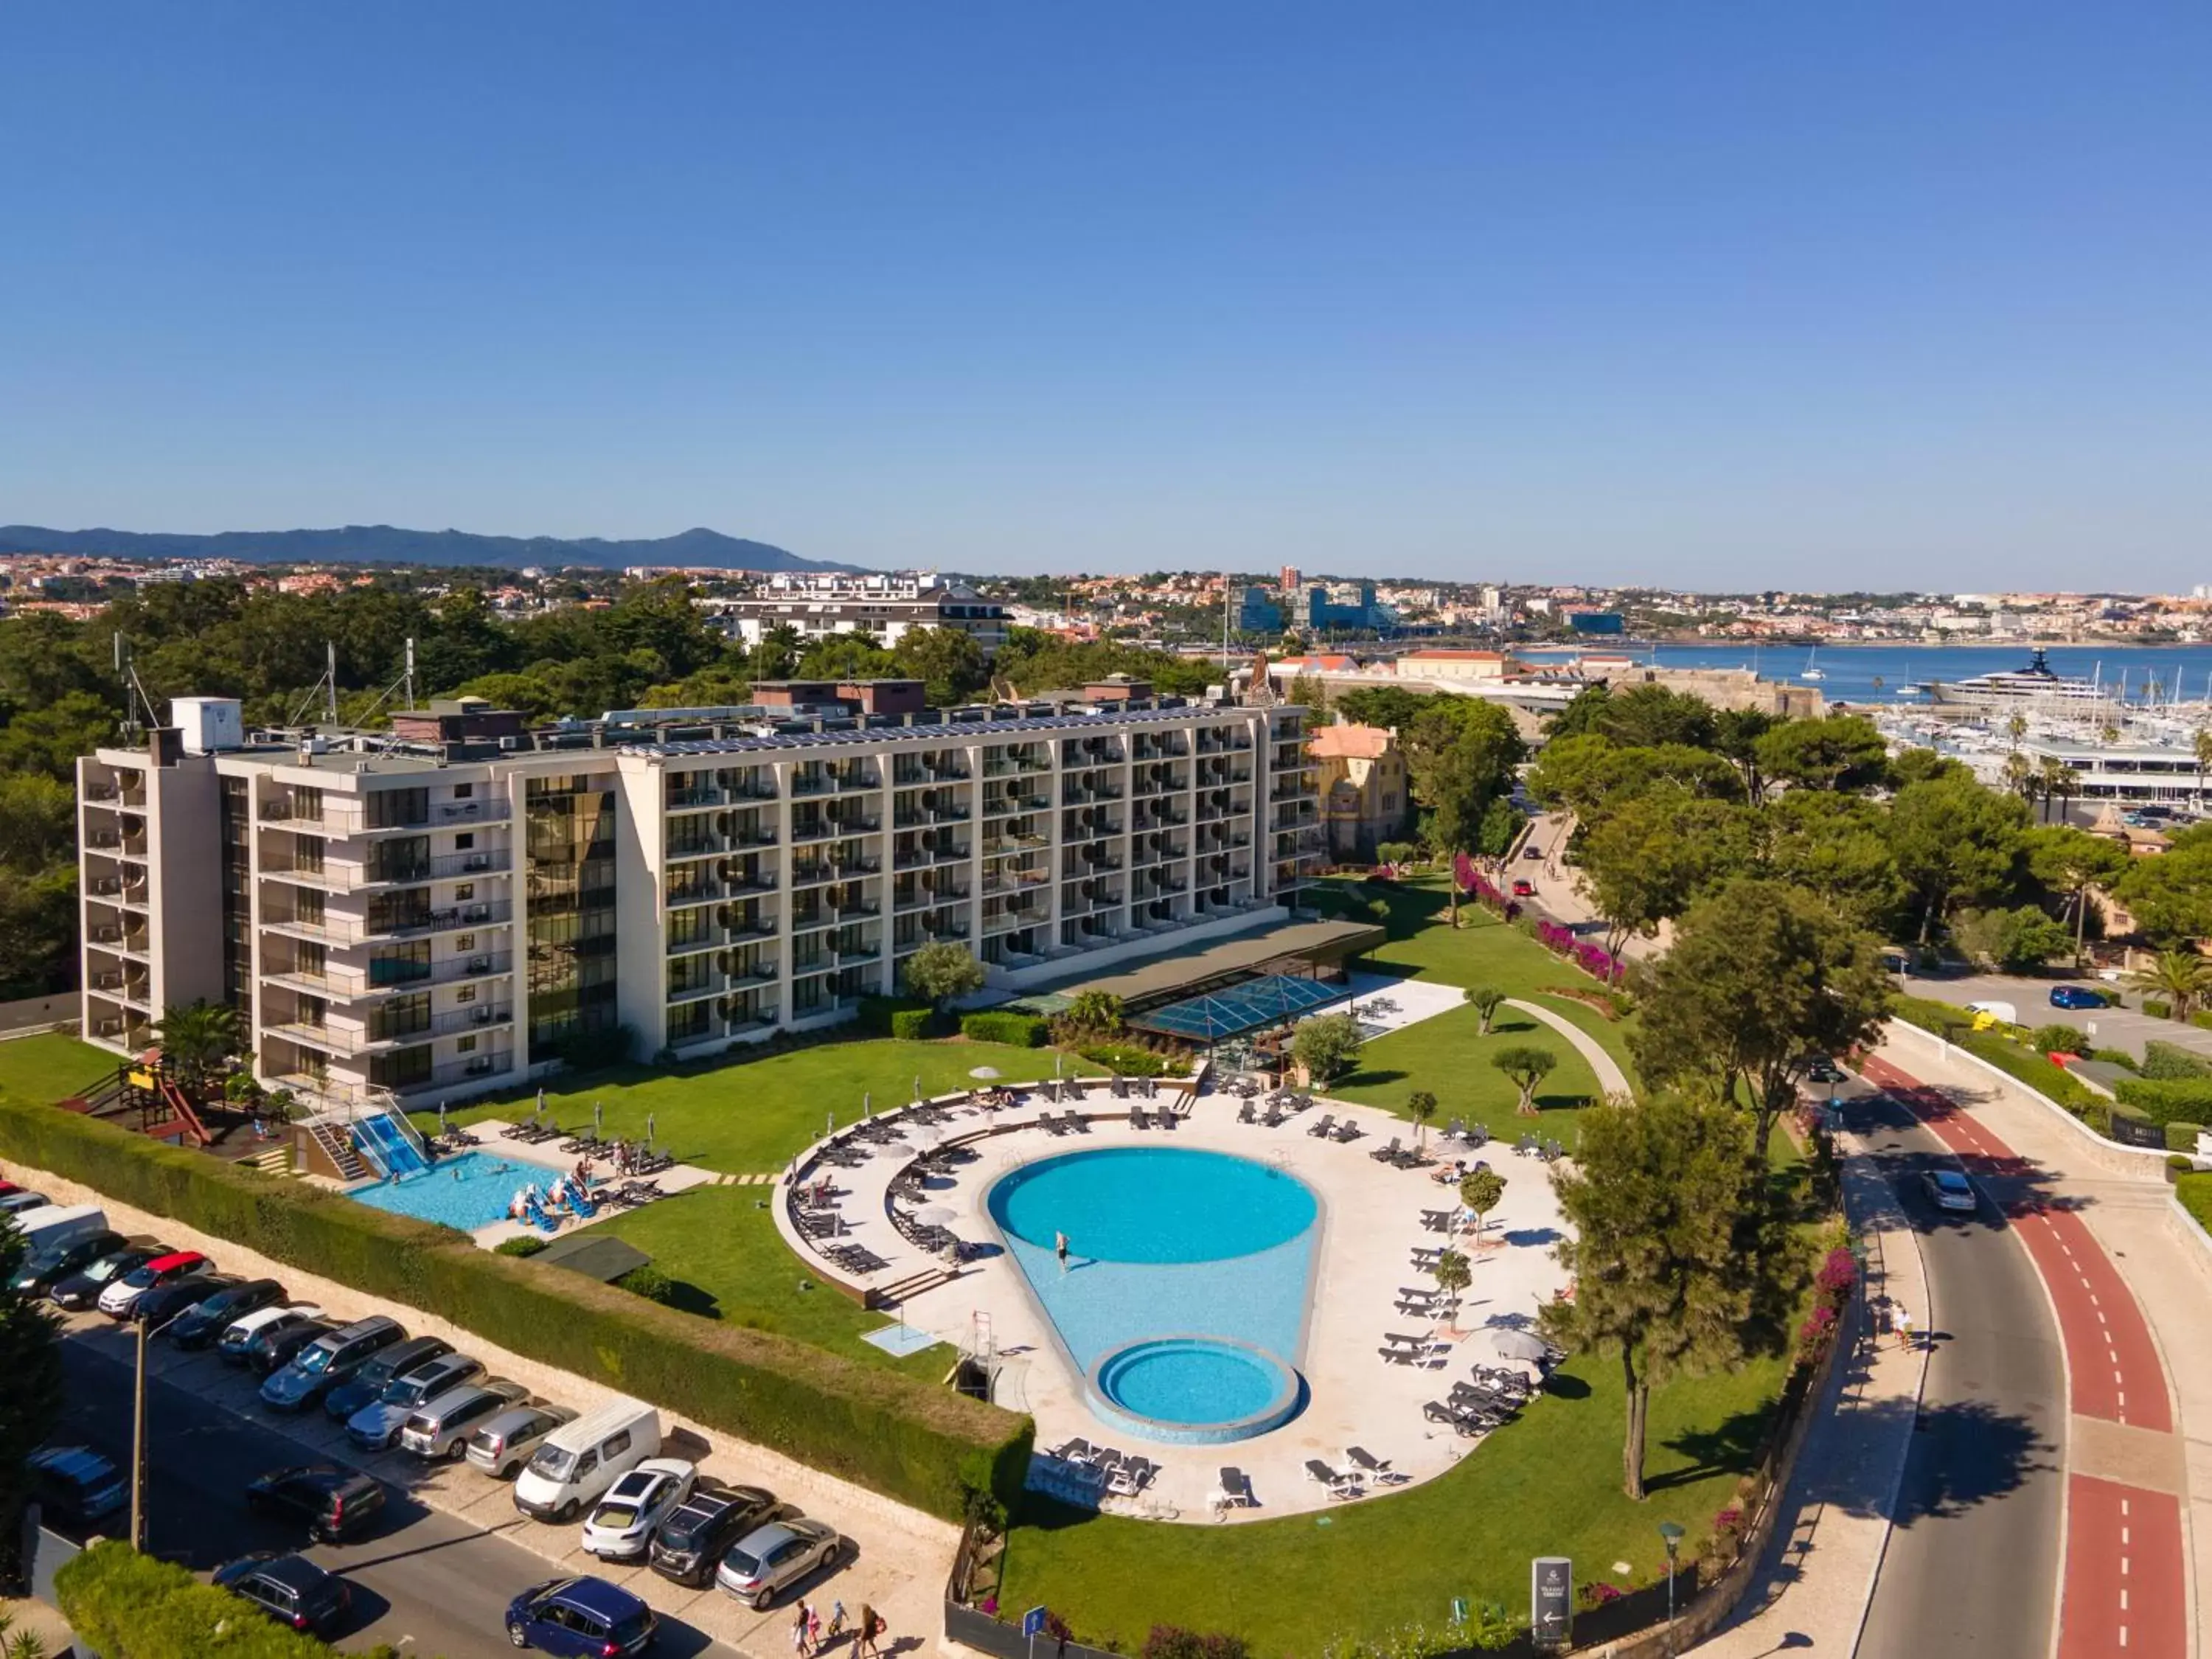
left=3, top=3, right=2208, bottom=588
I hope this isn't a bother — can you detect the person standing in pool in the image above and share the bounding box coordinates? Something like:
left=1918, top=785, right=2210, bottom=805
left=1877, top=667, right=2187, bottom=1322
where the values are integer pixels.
left=1056, top=1231, right=1071, bottom=1274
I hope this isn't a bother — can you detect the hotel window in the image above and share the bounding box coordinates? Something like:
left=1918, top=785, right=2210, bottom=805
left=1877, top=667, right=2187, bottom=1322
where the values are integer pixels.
left=455, top=983, right=477, bottom=1004
left=456, top=1034, right=477, bottom=1054
left=455, top=884, right=475, bottom=902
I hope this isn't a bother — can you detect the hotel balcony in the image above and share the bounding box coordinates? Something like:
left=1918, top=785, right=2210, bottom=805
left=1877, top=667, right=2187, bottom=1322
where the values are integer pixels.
left=261, top=795, right=510, bottom=837
left=262, top=900, right=512, bottom=948
left=261, top=847, right=514, bottom=893
left=258, top=950, right=515, bottom=1001
left=265, top=1002, right=515, bottom=1058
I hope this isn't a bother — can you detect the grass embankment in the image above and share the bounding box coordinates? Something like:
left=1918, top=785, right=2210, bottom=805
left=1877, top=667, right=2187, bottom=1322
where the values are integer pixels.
left=571, top=1185, right=950, bottom=1380
left=422, top=1037, right=1102, bottom=1174
left=0, top=1031, right=119, bottom=1105
left=2174, top=1171, right=2212, bottom=1237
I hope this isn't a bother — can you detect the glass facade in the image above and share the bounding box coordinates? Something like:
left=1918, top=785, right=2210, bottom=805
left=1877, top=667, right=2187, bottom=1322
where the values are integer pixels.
left=524, top=773, right=618, bottom=1060
left=220, top=776, right=252, bottom=1011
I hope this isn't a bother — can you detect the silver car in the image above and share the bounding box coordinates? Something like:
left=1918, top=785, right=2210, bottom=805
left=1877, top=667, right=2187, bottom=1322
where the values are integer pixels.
left=465, top=1404, right=577, bottom=1479
left=345, top=1353, right=484, bottom=1451
left=715, top=1517, right=843, bottom=1610
left=397, top=1380, right=527, bottom=1460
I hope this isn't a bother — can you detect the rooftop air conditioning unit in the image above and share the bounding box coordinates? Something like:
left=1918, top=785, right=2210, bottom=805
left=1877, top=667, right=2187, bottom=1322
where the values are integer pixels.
left=471, top=1007, right=494, bottom=1026
left=467, top=956, right=493, bottom=973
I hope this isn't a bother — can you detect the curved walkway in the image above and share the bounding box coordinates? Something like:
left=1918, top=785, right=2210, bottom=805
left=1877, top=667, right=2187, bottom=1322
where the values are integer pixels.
left=1503, top=997, right=1632, bottom=1098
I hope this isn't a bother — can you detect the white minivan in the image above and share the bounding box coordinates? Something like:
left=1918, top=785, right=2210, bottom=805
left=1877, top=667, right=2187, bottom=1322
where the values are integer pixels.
left=15, top=1205, right=109, bottom=1256
left=512, top=1397, right=661, bottom=1524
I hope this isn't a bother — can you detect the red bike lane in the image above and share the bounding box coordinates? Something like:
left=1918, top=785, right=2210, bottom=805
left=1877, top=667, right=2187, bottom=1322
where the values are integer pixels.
left=1857, top=1052, right=2186, bottom=1659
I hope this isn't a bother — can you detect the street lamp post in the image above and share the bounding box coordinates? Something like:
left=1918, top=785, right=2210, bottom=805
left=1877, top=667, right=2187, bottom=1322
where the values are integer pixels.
left=1658, top=1521, right=1686, bottom=1655
left=131, top=1307, right=189, bottom=1551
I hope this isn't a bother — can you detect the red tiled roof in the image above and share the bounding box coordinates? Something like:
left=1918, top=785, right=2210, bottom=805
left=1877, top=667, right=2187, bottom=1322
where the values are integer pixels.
left=1308, top=723, right=1397, bottom=759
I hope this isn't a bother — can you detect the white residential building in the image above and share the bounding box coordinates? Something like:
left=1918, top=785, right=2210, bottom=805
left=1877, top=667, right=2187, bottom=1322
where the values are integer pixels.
left=80, top=695, right=1321, bottom=1113
left=703, top=573, right=1010, bottom=654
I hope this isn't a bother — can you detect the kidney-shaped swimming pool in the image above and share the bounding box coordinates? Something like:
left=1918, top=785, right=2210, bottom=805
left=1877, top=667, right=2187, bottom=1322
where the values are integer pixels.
left=988, top=1145, right=1317, bottom=1264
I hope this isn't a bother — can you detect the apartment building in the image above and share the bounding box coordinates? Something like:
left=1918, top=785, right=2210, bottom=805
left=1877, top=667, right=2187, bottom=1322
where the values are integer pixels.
left=703, top=573, right=1009, bottom=654
left=80, top=694, right=1321, bottom=1114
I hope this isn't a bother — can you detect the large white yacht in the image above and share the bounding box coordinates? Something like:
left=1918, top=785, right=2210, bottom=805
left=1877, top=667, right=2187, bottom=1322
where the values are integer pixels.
left=1929, top=647, right=2105, bottom=710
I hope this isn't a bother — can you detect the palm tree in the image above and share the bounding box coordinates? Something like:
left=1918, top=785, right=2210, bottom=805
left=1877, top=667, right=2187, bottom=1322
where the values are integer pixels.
left=2037, top=757, right=2072, bottom=824
left=1407, top=1090, right=1438, bottom=1151
left=2001, top=750, right=2037, bottom=807
left=152, top=999, right=241, bottom=1099
left=2124, top=952, right=2212, bottom=1021
left=2195, top=727, right=2212, bottom=811
left=2006, top=711, right=2029, bottom=751
left=1430, top=1250, right=1472, bottom=1333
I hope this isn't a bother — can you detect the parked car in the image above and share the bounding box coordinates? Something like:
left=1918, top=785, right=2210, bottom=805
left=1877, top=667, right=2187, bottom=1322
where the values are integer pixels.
left=2050, top=985, right=2107, bottom=1010
left=14, top=1205, right=111, bottom=1258
left=213, top=1551, right=352, bottom=1638
left=504, top=1575, right=658, bottom=1656
left=466, top=1403, right=577, bottom=1480
left=245, top=1465, right=389, bottom=1544
left=97, top=1250, right=211, bottom=1319
left=323, top=1335, right=454, bottom=1424
left=714, top=1517, right=843, bottom=1610
left=1922, top=1169, right=1978, bottom=1214
left=219, top=1305, right=324, bottom=1366
left=397, top=1380, right=528, bottom=1460
left=9, top=1230, right=128, bottom=1298
left=49, top=1245, right=167, bottom=1312
left=0, top=1190, right=50, bottom=1217
left=512, top=1398, right=661, bottom=1523
left=581, top=1459, right=695, bottom=1561
left=1802, top=1057, right=1846, bottom=1084
left=129, top=1273, right=241, bottom=1329
left=251, top=1318, right=338, bottom=1377
left=346, top=1352, right=484, bottom=1451
left=262, top=1315, right=408, bottom=1412
left=170, top=1279, right=285, bottom=1349
left=26, top=1445, right=127, bottom=1533
left=1510, top=878, right=1536, bottom=897
left=648, top=1484, right=782, bottom=1587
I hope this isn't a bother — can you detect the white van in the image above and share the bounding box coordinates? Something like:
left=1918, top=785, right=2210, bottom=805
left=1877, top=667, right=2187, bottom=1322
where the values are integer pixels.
left=512, top=1397, right=660, bottom=1523
left=15, top=1205, right=108, bottom=1255
left=1966, top=1000, right=2019, bottom=1030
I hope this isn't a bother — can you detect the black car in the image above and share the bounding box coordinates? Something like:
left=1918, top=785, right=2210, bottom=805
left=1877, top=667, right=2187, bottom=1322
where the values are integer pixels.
left=9, top=1230, right=128, bottom=1297
left=244, top=1465, right=389, bottom=1544
left=251, top=1318, right=336, bottom=1376
left=129, top=1273, right=240, bottom=1329
left=322, top=1335, right=454, bottom=1423
left=49, top=1245, right=167, bottom=1312
left=27, top=1444, right=128, bottom=1533
left=648, top=1484, right=782, bottom=1587
left=213, top=1551, right=352, bottom=1637
left=170, top=1278, right=286, bottom=1349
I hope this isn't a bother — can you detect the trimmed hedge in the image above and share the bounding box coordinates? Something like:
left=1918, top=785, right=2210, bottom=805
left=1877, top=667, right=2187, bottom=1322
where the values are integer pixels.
left=2141, top=1041, right=2212, bottom=1081
left=890, top=1008, right=937, bottom=1040
left=2146, top=999, right=2173, bottom=1020
left=2177, top=1170, right=2212, bottom=1237
left=2166, top=1120, right=2206, bottom=1153
left=1076, top=1043, right=1190, bottom=1079
left=961, top=1011, right=1047, bottom=1047
left=58, top=1542, right=341, bottom=1658
left=0, top=1094, right=1029, bottom=1519
left=857, top=995, right=933, bottom=1037
left=2115, top=1077, right=2212, bottom=1127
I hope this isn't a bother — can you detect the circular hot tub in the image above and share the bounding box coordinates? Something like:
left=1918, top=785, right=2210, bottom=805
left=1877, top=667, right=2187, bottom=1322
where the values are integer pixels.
left=1088, top=1336, right=1301, bottom=1444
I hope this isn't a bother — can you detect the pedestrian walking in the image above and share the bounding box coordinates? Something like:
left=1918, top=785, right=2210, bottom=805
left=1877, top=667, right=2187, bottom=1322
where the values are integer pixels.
left=1893, top=1301, right=1914, bottom=1351
left=828, top=1601, right=848, bottom=1643
left=856, top=1603, right=880, bottom=1659
left=793, top=1601, right=813, bottom=1656
left=809, top=1604, right=824, bottom=1652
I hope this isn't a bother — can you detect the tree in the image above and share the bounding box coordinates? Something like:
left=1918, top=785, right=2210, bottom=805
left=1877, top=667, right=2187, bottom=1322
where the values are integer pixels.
left=889, top=625, right=990, bottom=707
left=1291, top=1012, right=1364, bottom=1088
left=2025, top=826, right=2131, bottom=964
left=903, top=940, right=987, bottom=1011
left=1491, top=1046, right=1557, bottom=1116
left=1464, top=984, right=1505, bottom=1035
left=1407, top=1089, right=1438, bottom=1150
left=1596, top=684, right=1717, bottom=751
left=1950, top=905, right=2075, bottom=974
left=1430, top=1249, right=1472, bottom=1331
left=1711, top=707, right=1781, bottom=801
left=1063, top=990, right=1125, bottom=1036
left=0, top=1215, right=65, bottom=1576
left=1402, top=698, right=1525, bottom=866
left=1752, top=714, right=1889, bottom=794
left=1630, top=877, right=1891, bottom=1158
left=1889, top=776, right=2031, bottom=944
left=2118, top=825, right=2212, bottom=949
left=2197, top=728, right=2212, bottom=808
left=2126, top=951, right=2212, bottom=1020
left=1541, top=1092, right=1772, bottom=1500
left=1753, top=791, right=1903, bottom=931
left=1545, top=683, right=1611, bottom=740
left=1475, top=797, right=1525, bottom=863
left=2036, top=757, right=2073, bottom=824
left=151, top=999, right=240, bottom=1099
left=1460, top=1166, right=1506, bottom=1249
left=1574, top=790, right=1745, bottom=958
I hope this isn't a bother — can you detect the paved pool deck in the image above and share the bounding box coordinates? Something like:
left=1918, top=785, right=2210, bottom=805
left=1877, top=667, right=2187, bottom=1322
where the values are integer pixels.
left=776, top=1084, right=1571, bottom=1523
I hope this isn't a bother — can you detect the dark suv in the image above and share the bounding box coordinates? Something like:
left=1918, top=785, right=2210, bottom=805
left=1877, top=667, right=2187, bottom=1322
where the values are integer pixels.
left=214, top=1552, right=352, bottom=1637
left=49, top=1245, right=167, bottom=1312
left=244, top=1464, right=388, bottom=1544
left=169, top=1278, right=285, bottom=1349
left=9, top=1230, right=128, bottom=1297
left=648, top=1485, right=782, bottom=1587
left=27, top=1445, right=128, bottom=1534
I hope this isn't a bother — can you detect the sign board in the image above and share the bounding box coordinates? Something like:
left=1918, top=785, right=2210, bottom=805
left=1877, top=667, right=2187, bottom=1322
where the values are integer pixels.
left=2110, top=1112, right=2165, bottom=1150
left=1021, top=1607, right=1049, bottom=1640
left=1531, top=1557, right=1573, bottom=1651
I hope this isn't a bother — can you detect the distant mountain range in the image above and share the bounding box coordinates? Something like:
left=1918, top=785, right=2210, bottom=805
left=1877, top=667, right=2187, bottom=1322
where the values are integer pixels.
left=0, top=524, right=864, bottom=574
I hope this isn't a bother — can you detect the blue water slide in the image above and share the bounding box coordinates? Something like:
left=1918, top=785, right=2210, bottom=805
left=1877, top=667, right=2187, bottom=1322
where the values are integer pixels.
left=354, top=1110, right=430, bottom=1179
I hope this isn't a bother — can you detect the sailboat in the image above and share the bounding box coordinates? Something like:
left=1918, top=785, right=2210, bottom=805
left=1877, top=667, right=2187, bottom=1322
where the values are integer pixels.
left=1800, top=644, right=1826, bottom=683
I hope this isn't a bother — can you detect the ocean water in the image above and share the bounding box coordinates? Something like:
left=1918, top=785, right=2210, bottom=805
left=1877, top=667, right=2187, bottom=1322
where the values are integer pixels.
left=1525, top=642, right=2212, bottom=709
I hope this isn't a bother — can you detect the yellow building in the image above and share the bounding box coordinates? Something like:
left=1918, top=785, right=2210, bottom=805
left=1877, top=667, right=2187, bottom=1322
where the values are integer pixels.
left=1310, top=722, right=1409, bottom=858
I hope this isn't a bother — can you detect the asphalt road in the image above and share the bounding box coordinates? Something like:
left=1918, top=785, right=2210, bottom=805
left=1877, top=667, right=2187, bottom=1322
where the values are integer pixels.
left=56, top=1334, right=742, bottom=1659
left=1851, top=1082, right=2068, bottom=1659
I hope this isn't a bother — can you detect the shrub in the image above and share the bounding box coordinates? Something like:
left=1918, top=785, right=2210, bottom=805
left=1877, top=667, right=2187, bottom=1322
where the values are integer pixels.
left=2030, top=1023, right=2090, bottom=1057
left=2115, top=1077, right=2212, bottom=1126
left=58, top=1541, right=337, bottom=1658
left=960, top=1011, right=1047, bottom=1047
left=1077, top=1043, right=1185, bottom=1078
left=2167, top=1121, right=2207, bottom=1153
left=2146, top=999, right=2174, bottom=1020
left=889, top=1008, right=937, bottom=1041
left=616, top=1263, right=681, bottom=1305
left=2195, top=1012, right=2212, bottom=1032
left=857, top=995, right=932, bottom=1037
left=494, top=1236, right=547, bottom=1258
left=0, top=1094, right=1029, bottom=1520
left=2093, top=1048, right=2140, bottom=1071
left=2170, top=1155, right=2196, bottom=1175
left=1143, top=1625, right=1251, bottom=1659
left=2141, top=1041, right=2212, bottom=1081
left=2081, top=1099, right=2113, bottom=1136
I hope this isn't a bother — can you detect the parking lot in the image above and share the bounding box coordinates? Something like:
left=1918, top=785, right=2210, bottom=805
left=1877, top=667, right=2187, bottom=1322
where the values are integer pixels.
left=52, top=1307, right=919, bottom=1657
left=1896, top=968, right=2212, bottom=1063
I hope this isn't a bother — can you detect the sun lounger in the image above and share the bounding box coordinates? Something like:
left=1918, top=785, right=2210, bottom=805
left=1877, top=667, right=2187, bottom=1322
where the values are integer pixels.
left=1345, top=1447, right=1405, bottom=1485
left=1379, top=1346, right=1419, bottom=1365
left=1370, top=1136, right=1404, bottom=1164
left=1130, top=1105, right=1152, bottom=1130
left=1261, top=1103, right=1286, bottom=1127
left=1307, top=1113, right=1335, bottom=1139
left=1443, top=1118, right=1467, bottom=1142
left=1214, top=1467, right=1256, bottom=1509
left=1237, top=1100, right=1257, bottom=1124
left=1332, top=1119, right=1361, bottom=1142
left=1304, top=1458, right=1360, bottom=1498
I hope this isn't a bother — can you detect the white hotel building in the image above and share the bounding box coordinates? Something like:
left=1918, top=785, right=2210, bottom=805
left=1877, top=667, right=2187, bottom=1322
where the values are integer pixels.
left=79, top=692, right=1321, bottom=1113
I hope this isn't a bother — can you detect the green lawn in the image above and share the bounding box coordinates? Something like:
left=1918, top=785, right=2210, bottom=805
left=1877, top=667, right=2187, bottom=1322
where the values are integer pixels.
left=568, top=1185, right=951, bottom=1381
left=1329, top=1002, right=1605, bottom=1148
left=997, top=1346, right=1790, bottom=1654
left=0, top=1031, right=118, bottom=1105
left=420, top=1037, right=1102, bottom=1175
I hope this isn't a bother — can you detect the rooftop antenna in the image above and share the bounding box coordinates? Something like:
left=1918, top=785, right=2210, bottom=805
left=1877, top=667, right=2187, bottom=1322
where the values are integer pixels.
left=114, top=633, right=159, bottom=740
left=403, top=637, right=417, bottom=712
left=326, top=641, right=340, bottom=726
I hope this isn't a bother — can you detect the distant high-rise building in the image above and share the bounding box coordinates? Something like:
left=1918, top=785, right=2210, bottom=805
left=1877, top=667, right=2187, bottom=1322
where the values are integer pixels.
left=1279, top=566, right=1301, bottom=597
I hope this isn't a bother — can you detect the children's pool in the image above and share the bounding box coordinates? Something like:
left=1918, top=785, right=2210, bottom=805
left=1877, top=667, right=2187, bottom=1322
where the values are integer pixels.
left=346, top=1151, right=543, bottom=1231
